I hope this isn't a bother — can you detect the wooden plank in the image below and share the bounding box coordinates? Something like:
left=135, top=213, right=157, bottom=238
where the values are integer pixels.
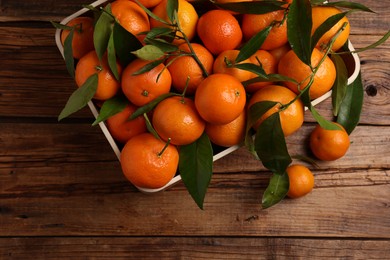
left=1, top=237, right=390, bottom=259
left=1, top=123, right=389, bottom=237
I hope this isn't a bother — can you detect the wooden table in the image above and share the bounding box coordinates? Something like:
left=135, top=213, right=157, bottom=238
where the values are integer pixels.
left=1, top=0, right=389, bottom=258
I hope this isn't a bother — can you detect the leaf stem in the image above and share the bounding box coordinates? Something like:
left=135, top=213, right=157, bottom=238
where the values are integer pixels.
left=158, top=138, right=172, bottom=157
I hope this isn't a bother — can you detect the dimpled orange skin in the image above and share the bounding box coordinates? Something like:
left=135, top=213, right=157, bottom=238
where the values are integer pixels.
left=241, top=10, right=288, bottom=50
left=310, top=123, right=350, bottom=161
left=197, top=10, right=243, bottom=55
left=213, top=50, right=253, bottom=83
left=106, top=103, right=147, bottom=144
left=167, top=43, right=214, bottom=95
left=152, top=96, right=206, bottom=146
left=60, top=16, right=95, bottom=60
left=111, top=0, right=150, bottom=41
left=120, top=133, right=179, bottom=189
left=121, top=59, right=172, bottom=107
left=278, top=48, right=336, bottom=100
left=195, top=73, right=246, bottom=125
left=75, top=51, right=121, bottom=101
left=286, top=164, right=315, bottom=199
left=248, top=85, right=304, bottom=137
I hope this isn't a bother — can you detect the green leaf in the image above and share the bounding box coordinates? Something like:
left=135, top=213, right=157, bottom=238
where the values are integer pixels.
left=288, top=0, right=312, bottom=66
left=63, top=29, right=75, bottom=78
left=51, top=21, right=74, bottom=31
left=107, top=31, right=120, bottom=81
left=94, top=4, right=114, bottom=61
left=242, top=73, right=298, bottom=87
left=113, top=22, right=142, bottom=67
left=311, top=12, right=348, bottom=52
left=235, top=26, right=272, bottom=63
left=135, top=0, right=171, bottom=26
left=167, top=0, right=179, bottom=24
left=245, top=101, right=277, bottom=155
left=233, top=63, right=267, bottom=77
left=131, top=59, right=165, bottom=75
left=143, top=113, right=161, bottom=140
left=130, top=92, right=179, bottom=120
left=309, top=105, right=341, bottom=130
left=58, top=73, right=98, bottom=121
left=145, top=27, right=176, bottom=39
left=213, top=1, right=285, bottom=14
left=320, top=1, right=375, bottom=13
left=143, top=38, right=179, bottom=53
left=351, top=30, right=390, bottom=53
left=254, top=112, right=292, bottom=173
left=132, top=45, right=166, bottom=61
left=179, top=132, right=213, bottom=210
left=337, top=72, right=363, bottom=134
left=331, top=54, right=348, bottom=116
left=262, top=172, right=289, bottom=209
left=92, top=95, right=128, bottom=126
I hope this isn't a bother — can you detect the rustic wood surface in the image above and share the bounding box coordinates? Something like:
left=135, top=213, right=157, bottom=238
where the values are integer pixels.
left=1, top=0, right=389, bottom=258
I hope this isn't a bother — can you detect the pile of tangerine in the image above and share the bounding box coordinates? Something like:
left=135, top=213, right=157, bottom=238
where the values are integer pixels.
left=60, top=0, right=352, bottom=199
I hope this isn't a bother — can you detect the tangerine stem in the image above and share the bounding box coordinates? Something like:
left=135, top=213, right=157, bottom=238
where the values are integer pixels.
left=158, top=138, right=172, bottom=157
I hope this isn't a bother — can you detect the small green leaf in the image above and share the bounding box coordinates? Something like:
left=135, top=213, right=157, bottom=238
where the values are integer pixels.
left=143, top=113, right=161, bottom=140
left=92, top=95, right=128, bottom=126
left=179, top=132, right=213, bottom=210
left=213, top=1, right=285, bottom=14
left=63, top=29, right=75, bottom=78
left=167, top=0, right=179, bottom=24
left=320, top=1, right=375, bottom=13
left=132, top=59, right=165, bottom=75
left=145, top=27, right=176, bottom=39
left=311, top=12, right=348, bottom=52
left=94, top=4, right=114, bottom=61
left=242, top=73, right=298, bottom=87
left=351, top=30, right=390, bottom=53
left=107, top=31, right=120, bottom=81
left=254, top=112, right=292, bottom=173
left=245, top=101, right=277, bottom=156
left=331, top=54, right=348, bottom=116
left=130, top=92, right=179, bottom=120
left=310, top=105, right=341, bottom=130
left=337, top=72, right=363, bottom=134
left=233, top=63, right=267, bottom=77
left=262, top=172, right=289, bottom=209
left=113, top=22, right=142, bottom=66
left=58, top=73, right=98, bottom=121
left=235, top=26, right=272, bottom=63
left=132, top=45, right=166, bottom=61
left=288, top=0, right=312, bottom=66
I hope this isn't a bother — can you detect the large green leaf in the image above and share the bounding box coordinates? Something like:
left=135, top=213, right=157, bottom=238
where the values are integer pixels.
left=94, top=4, right=114, bottom=61
left=63, top=29, right=75, bottom=78
left=262, top=172, right=289, bottom=209
left=331, top=54, right=348, bottom=116
left=213, top=1, right=285, bottom=14
left=113, top=22, right=142, bottom=67
left=92, top=95, right=128, bottom=126
left=337, top=72, right=363, bottom=134
left=288, top=0, right=312, bottom=66
left=235, top=26, right=272, bottom=63
left=254, top=112, right=292, bottom=174
left=179, top=133, right=213, bottom=210
left=58, top=73, right=98, bottom=121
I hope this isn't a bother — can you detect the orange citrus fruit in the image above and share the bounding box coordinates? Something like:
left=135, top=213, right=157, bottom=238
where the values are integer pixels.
left=121, top=58, right=172, bottom=106
left=286, top=164, right=315, bottom=199
left=269, top=43, right=291, bottom=64
left=150, top=0, right=198, bottom=45
left=213, top=49, right=253, bottom=82
left=167, top=43, right=214, bottom=95
left=195, top=73, right=246, bottom=125
left=131, top=0, right=163, bottom=8
left=120, top=133, right=179, bottom=189
left=205, top=109, right=246, bottom=147
left=310, top=122, right=350, bottom=161
left=278, top=48, right=336, bottom=100
left=75, top=50, right=122, bottom=100
left=111, top=0, right=150, bottom=41
left=60, top=16, right=95, bottom=60
left=152, top=96, right=206, bottom=146
left=241, top=10, right=288, bottom=50
left=247, top=85, right=304, bottom=137
left=106, top=103, right=147, bottom=144
left=197, top=10, right=243, bottom=55
left=245, top=49, right=278, bottom=93
left=312, top=7, right=350, bottom=52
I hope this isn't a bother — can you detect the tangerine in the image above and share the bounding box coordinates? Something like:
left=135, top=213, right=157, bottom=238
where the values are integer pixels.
left=286, top=164, right=315, bottom=199
left=120, top=133, right=179, bottom=189
left=213, top=49, right=253, bottom=83
left=195, top=73, right=246, bottom=125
